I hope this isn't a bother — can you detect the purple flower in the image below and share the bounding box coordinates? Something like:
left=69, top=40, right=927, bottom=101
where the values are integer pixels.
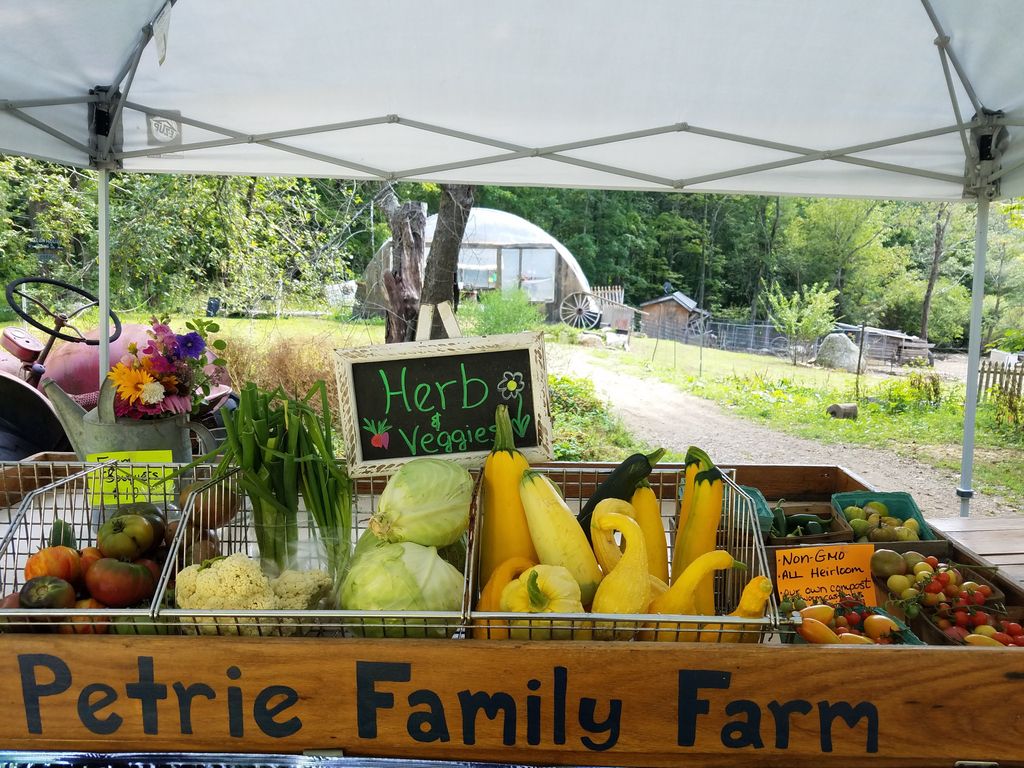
left=175, top=332, right=206, bottom=359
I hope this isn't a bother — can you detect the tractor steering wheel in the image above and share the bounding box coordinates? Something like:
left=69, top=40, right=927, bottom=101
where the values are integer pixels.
left=5, top=277, right=122, bottom=345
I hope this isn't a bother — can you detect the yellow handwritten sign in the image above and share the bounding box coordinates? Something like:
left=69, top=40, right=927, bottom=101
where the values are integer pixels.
left=774, top=544, right=879, bottom=606
left=85, top=450, right=175, bottom=506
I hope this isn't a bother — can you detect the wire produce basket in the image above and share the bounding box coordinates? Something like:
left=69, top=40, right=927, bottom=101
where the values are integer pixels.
left=466, top=462, right=780, bottom=642
left=156, top=470, right=469, bottom=638
left=0, top=459, right=222, bottom=635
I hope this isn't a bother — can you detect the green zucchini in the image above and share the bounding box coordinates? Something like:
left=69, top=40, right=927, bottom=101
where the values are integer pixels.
left=577, top=447, right=665, bottom=541
left=47, top=518, right=77, bottom=549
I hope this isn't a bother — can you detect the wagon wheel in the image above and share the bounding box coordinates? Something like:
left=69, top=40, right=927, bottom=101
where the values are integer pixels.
left=559, top=292, right=601, bottom=330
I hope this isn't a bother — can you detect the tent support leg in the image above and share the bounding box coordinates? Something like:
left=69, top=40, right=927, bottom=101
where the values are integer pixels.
left=957, top=196, right=990, bottom=517
left=98, top=168, right=110, bottom=392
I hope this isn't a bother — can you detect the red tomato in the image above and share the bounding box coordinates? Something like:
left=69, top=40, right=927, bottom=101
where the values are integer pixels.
left=972, top=591, right=987, bottom=606
left=943, top=583, right=961, bottom=598
left=977, top=584, right=993, bottom=598
left=925, top=556, right=940, bottom=568
left=936, top=572, right=950, bottom=586
left=57, top=598, right=110, bottom=635
left=846, top=611, right=861, bottom=626
left=1002, top=621, right=1023, bottom=637
left=971, top=612, right=991, bottom=627
left=84, top=558, right=155, bottom=608
left=992, top=632, right=1014, bottom=646
left=955, top=611, right=971, bottom=628
left=1012, top=636, right=1024, bottom=647
left=936, top=618, right=952, bottom=630
left=134, top=558, right=161, bottom=585
left=78, top=546, right=103, bottom=576
left=24, top=546, right=81, bottom=584
left=924, top=580, right=944, bottom=594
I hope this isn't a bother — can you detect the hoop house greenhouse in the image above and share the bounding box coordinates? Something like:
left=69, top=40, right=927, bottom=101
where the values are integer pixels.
left=357, top=207, right=592, bottom=321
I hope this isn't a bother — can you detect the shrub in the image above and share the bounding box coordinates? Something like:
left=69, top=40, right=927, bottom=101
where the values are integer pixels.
left=548, top=374, right=642, bottom=461
left=460, top=289, right=544, bottom=336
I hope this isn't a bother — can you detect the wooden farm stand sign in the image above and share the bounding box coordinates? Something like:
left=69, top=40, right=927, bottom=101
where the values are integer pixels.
left=1, top=635, right=1023, bottom=767
left=334, top=331, right=552, bottom=476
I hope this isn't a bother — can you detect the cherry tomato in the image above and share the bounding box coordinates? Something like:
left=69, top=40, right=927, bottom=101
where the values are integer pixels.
left=924, top=580, right=944, bottom=594
left=936, top=572, right=950, bottom=586
left=925, top=556, right=939, bottom=568
left=972, top=591, right=987, bottom=606
left=943, top=584, right=961, bottom=599
left=971, top=612, right=991, bottom=627
left=1012, top=636, right=1024, bottom=647
left=936, top=602, right=952, bottom=617
left=1002, top=621, right=1023, bottom=637
left=955, top=611, right=971, bottom=628
left=992, top=632, right=1013, bottom=646
left=936, top=618, right=952, bottom=630
left=846, top=612, right=862, bottom=627
left=954, top=597, right=970, bottom=609
left=977, top=584, right=993, bottom=598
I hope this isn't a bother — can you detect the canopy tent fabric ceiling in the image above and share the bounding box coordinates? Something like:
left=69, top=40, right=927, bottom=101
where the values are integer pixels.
left=1, top=0, right=1023, bottom=200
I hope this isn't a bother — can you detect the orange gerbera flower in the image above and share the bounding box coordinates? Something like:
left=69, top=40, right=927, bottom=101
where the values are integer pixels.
left=108, top=363, right=154, bottom=405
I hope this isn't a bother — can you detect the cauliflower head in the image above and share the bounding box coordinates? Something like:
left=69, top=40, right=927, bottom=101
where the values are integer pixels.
left=271, top=568, right=332, bottom=610
left=174, top=553, right=333, bottom=636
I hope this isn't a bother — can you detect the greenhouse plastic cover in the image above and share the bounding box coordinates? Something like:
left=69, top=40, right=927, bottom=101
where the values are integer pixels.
left=1, top=0, right=1023, bottom=200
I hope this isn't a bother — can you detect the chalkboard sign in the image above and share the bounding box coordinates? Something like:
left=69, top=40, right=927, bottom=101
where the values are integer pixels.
left=335, top=332, right=552, bottom=476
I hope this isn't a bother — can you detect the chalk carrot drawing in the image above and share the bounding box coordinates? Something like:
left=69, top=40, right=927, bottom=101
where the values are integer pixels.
left=362, top=418, right=391, bottom=449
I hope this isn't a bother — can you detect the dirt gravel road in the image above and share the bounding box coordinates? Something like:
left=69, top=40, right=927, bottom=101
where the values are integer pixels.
left=547, top=345, right=1020, bottom=520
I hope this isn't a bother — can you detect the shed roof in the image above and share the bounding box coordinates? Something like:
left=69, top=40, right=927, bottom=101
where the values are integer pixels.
left=639, top=291, right=701, bottom=312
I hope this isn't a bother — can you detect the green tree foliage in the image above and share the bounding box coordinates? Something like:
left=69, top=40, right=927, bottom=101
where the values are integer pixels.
left=764, top=282, right=839, bottom=364
left=2, top=156, right=1019, bottom=348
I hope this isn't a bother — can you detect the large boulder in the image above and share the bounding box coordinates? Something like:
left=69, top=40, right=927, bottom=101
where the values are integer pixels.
left=815, top=332, right=862, bottom=372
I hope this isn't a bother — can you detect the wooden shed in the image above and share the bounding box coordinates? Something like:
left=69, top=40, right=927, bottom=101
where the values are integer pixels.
left=639, top=291, right=705, bottom=337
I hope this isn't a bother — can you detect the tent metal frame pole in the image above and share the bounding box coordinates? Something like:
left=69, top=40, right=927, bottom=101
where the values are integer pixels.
left=921, top=0, right=984, bottom=115
left=0, top=96, right=97, bottom=109
left=120, top=101, right=391, bottom=177
left=936, top=43, right=972, bottom=159
left=3, top=107, right=92, bottom=155
left=116, top=113, right=392, bottom=160
left=958, top=196, right=989, bottom=517
left=97, top=168, right=111, bottom=393
left=110, top=100, right=980, bottom=191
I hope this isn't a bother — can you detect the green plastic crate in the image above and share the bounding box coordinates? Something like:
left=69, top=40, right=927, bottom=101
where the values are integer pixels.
left=830, top=491, right=935, bottom=540
left=739, top=485, right=774, bottom=539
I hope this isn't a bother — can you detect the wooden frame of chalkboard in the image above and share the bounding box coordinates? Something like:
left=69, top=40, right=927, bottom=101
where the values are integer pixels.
left=334, top=332, right=553, bottom=476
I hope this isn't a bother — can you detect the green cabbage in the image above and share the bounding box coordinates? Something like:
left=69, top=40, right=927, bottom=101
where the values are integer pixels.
left=340, top=541, right=465, bottom=638
left=369, top=458, right=472, bottom=547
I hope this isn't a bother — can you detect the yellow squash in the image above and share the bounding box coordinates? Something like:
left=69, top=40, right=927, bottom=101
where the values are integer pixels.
left=590, top=507, right=651, bottom=640
left=519, top=470, right=603, bottom=605
left=479, top=405, right=538, bottom=587
left=670, top=447, right=713, bottom=583
left=500, top=564, right=590, bottom=640
left=673, top=467, right=724, bottom=615
left=471, top=556, right=536, bottom=640
left=644, top=549, right=744, bottom=642
left=630, top=481, right=669, bottom=583
left=697, top=574, right=773, bottom=643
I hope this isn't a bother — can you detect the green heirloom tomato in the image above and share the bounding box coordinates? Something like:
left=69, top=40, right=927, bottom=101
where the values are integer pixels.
left=97, top=514, right=155, bottom=560
left=19, top=576, right=77, bottom=609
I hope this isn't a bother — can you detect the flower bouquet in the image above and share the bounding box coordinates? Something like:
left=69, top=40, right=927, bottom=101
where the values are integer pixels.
left=107, top=317, right=227, bottom=419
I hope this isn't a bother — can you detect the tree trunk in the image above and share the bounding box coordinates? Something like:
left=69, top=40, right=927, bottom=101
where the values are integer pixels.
left=377, top=192, right=427, bottom=343
left=421, top=184, right=475, bottom=339
left=921, top=203, right=951, bottom=340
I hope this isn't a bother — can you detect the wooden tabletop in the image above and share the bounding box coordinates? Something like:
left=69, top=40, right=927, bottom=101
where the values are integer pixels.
left=929, top=516, right=1024, bottom=594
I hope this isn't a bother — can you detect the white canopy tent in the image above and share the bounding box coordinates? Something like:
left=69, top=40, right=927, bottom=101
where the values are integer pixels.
left=2, top=0, right=1023, bottom=515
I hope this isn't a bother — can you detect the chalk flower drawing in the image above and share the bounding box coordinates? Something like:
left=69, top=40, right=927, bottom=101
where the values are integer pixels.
left=497, top=371, right=525, bottom=401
